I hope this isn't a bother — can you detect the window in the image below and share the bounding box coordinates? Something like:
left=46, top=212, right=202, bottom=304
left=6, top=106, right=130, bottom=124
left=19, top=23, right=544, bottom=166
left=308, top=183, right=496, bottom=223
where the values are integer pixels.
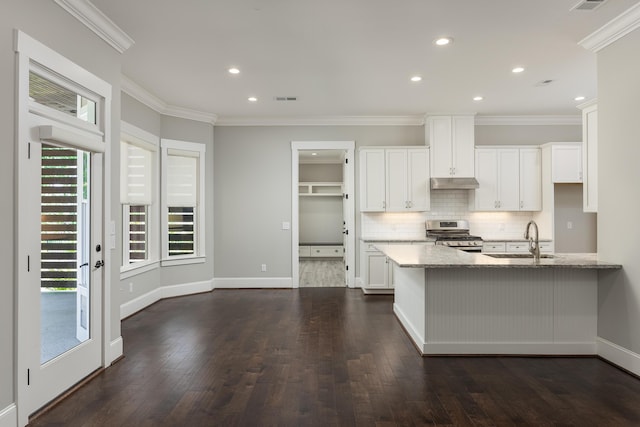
left=161, top=139, right=206, bottom=265
left=120, top=122, right=159, bottom=272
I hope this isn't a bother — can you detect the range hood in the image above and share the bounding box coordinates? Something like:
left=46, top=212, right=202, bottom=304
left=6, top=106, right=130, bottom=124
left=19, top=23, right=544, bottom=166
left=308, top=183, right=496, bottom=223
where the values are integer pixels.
left=430, top=177, right=479, bottom=190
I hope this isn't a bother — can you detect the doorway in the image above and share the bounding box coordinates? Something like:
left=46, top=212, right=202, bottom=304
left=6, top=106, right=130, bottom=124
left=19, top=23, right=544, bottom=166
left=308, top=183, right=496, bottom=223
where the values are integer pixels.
left=15, top=31, right=111, bottom=425
left=291, top=141, right=355, bottom=288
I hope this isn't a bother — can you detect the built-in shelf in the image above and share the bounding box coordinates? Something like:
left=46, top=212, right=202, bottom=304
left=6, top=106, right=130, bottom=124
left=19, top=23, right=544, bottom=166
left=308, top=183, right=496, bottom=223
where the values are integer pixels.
left=298, top=182, right=343, bottom=197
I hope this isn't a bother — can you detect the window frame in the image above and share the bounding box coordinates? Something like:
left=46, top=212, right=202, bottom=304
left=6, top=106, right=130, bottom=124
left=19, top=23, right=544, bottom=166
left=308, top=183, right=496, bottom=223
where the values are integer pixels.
left=160, top=138, right=206, bottom=266
left=120, top=122, right=160, bottom=278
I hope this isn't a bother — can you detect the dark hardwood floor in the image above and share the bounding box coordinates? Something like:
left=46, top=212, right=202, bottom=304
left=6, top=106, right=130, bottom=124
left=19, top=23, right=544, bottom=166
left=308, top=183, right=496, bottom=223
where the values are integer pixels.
left=31, top=288, right=640, bottom=426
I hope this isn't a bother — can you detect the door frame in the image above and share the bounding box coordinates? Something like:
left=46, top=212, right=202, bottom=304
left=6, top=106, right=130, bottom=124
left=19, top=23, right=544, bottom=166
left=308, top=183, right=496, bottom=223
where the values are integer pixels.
left=291, top=141, right=355, bottom=288
left=14, top=30, right=115, bottom=426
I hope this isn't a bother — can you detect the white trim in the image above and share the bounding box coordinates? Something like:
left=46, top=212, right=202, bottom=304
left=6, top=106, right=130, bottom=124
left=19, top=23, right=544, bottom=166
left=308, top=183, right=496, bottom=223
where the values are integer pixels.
left=121, top=75, right=218, bottom=124
left=0, top=405, right=17, bottom=427
left=121, top=121, right=159, bottom=151
left=579, top=2, right=640, bottom=52
left=161, top=256, right=206, bottom=267
left=217, top=115, right=426, bottom=126
left=107, top=337, right=123, bottom=365
left=291, top=141, right=356, bottom=289
left=40, top=125, right=104, bottom=152
left=120, top=260, right=160, bottom=280
left=53, top=0, right=134, bottom=53
left=420, top=342, right=597, bottom=356
left=120, top=279, right=214, bottom=319
left=597, top=337, right=640, bottom=377
left=577, top=98, right=598, bottom=110
left=213, top=277, right=293, bottom=289
left=475, top=115, right=582, bottom=126
left=393, top=304, right=425, bottom=350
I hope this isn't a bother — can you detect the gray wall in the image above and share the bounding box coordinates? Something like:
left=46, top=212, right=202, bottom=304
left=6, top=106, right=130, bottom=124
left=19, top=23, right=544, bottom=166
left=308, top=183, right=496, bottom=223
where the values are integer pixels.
left=1, top=0, right=122, bottom=410
left=475, top=124, right=581, bottom=145
left=213, top=125, right=424, bottom=278
left=119, top=96, right=215, bottom=304
left=553, top=184, right=597, bottom=253
left=299, top=163, right=342, bottom=182
left=597, top=28, right=640, bottom=354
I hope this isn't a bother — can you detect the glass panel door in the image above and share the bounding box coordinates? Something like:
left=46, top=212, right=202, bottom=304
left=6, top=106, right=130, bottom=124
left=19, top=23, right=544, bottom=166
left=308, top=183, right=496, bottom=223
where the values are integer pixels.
left=40, top=144, right=91, bottom=363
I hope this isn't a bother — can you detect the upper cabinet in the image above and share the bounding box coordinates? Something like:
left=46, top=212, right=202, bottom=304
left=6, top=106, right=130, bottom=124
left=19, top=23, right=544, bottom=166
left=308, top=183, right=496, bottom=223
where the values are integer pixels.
left=359, top=147, right=430, bottom=212
left=427, top=115, right=475, bottom=178
left=551, top=143, right=582, bottom=183
left=471, top=147, right=541, bottom=212
left=580, top=101, right=598, bottom=212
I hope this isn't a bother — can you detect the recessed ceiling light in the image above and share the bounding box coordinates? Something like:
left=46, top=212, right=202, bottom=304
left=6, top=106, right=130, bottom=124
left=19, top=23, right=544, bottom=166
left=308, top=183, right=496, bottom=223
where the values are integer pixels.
left=311, top=152, right=318, bottom=156
left=410, top=76, right=422, bottom=82
left=228, top=67, right=240, bottom=74
left=473, top=96, right=484, bottom=101
left=434, top=37, right=452, bottom=46
left=512, top=66, right=525, bottom=73
left=248, top=96, right=257, bottom=102
left=574, top=96, right=586, bottom=101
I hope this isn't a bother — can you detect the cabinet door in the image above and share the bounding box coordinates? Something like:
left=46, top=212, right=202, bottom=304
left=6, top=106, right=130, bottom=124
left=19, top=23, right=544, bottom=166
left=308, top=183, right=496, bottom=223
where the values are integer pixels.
left=583, top=106, right=598, bottom=212
left=429, top=116, right=453, bottom=177
left=359, top=149, right=386, bottom=211
left=367, top=253, right=388, bottom=288
left=407, top=148, right=430, bottom=211
left=385, top=149, right=409, bottom=211
left=452, top=116, right=475, bottom=177
left=474, top=149, right=498, bottom=211
left=497, top=149, right=520, bottom=211
left=519, top=148, right=541, bottom=211
left=552, top=145, right=582, bottom=183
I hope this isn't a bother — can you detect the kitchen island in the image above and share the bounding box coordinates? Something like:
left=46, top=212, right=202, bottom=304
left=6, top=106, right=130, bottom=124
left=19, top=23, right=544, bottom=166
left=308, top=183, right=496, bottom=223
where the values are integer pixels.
left=375, top=244, right=622, bottom=356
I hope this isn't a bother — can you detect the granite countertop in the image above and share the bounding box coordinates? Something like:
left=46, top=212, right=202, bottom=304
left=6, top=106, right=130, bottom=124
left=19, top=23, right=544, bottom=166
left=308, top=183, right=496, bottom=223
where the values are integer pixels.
left=483, top=238, right=552, bottom=242
left=374, top=244, right=622, bottom=269
left=361, top=237, right=436, bottom=243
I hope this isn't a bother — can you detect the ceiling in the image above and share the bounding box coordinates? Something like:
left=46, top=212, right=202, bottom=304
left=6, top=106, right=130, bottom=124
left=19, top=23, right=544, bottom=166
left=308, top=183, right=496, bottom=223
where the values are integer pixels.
left=92, top=0, right=640, bottom=122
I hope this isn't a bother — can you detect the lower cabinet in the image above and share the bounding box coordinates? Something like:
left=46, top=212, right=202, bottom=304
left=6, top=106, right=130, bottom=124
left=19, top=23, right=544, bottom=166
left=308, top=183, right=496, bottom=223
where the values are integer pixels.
left=482, top=241, right=553, bottom=253
left=361, top=243, right=393, bottom=293
left=299, top=245, right=343, bottom=258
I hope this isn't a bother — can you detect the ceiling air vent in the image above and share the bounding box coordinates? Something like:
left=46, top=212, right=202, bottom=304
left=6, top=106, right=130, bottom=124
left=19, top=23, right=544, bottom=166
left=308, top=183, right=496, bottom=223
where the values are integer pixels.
left=274, top=96, right=298, bottom=101
left=535, top=79, right=554, bottom=87
left=571, top=0, right=606, bottom=11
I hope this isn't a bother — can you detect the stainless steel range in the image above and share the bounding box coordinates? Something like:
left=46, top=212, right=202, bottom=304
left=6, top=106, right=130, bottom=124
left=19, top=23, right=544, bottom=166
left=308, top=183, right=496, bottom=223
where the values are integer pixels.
left=425, top=220, right=483, bottom=252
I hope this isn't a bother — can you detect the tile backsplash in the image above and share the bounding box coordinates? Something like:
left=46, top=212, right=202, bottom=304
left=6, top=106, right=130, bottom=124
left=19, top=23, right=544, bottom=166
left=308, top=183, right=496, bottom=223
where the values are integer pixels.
left=361, top=190, right=535, bottom=240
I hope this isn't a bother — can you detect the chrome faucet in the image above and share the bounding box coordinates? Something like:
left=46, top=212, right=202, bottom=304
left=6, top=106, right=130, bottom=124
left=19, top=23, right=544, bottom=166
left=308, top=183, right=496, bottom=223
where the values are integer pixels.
left=524, top=220, right=540, bottom=261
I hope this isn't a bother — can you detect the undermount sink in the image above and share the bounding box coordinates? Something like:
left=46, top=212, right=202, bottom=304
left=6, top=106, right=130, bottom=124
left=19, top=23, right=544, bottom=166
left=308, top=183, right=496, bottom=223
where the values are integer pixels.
left=485, top=253, right=555, bottom=259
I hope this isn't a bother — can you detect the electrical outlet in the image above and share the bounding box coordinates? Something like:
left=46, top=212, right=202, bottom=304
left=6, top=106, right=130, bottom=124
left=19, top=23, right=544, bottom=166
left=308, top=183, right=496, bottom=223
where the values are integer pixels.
left=567, top=221, right=573, bottom=229
left=261, top=264, right=267, bottom=272
left=129, top=282, right=133, bottom=293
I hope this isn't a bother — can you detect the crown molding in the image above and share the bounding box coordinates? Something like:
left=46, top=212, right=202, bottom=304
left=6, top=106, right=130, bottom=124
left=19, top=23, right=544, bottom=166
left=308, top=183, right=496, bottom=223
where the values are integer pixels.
left=579, top=2, right=640, bottom=52
left=577, top=98, right=598, bottom=110
left=475, top=115, right=582, bottom=126
left=215, top=115, right=425, bottom=126
left=121, top=75, right=217, bottom=124
left=54, top=0, right=134, bottom=53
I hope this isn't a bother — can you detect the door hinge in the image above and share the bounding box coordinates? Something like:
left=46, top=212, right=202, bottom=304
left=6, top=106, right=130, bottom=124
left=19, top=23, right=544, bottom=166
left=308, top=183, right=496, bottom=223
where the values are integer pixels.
left=27, top=369, right=30, bottom=385
left=345, top=265, right=349, bottom=271
left=28, top=142, right=31, bottom=159
left=345, top=193, right=349, bottom=200
left=27, top=255, right=30, bottom=272
left=345, top=158, right=348, bottom=164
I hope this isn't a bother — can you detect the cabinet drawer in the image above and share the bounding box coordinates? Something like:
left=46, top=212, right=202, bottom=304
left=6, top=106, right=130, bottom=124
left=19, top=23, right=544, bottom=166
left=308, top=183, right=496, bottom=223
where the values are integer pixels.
left=299, top=246, right=311, bottom=257
left=483, top=242, right=506, bottom=253
left=539, top=242, right=553, bottom=253
left=311, top=245, right=343, bottom=257
left=506, top=242, right=529, bottom=253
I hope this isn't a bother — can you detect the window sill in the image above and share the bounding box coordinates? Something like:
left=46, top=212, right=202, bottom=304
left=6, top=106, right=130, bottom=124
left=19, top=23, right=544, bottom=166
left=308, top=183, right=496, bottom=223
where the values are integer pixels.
left=120, top=260, right=160, bottom=280
left=161, top=256, right=206, bottom=267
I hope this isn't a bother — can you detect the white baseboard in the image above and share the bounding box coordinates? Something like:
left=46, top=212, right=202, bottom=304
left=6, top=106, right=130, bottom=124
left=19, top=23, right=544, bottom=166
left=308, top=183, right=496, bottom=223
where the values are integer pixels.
left=393, top=303, right=425, bottom=351
left=108, top=336, right=123, bottom=365
left=213, top=277, right=292, bottom=289
left=421, top=342, right=597, bottom=356
left=597, top=337, right=640, bottom=377
left=120, top=279, right=214, bottom=319
left=0, top=404, right=16, bottom=427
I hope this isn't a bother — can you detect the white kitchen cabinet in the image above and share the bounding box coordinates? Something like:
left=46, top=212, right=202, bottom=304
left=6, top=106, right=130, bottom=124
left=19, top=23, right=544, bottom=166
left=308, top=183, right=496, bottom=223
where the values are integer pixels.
left=359, top=147, right=430, bottom=212
left=482, top=241, right=553, bottom=253
left=580, top=101, right=598, bottom=212
left=552, top=143, right=582, bottom=183
left=428, top=115, right=475, bottom=178
left=299, top=245, right=344, bottom=258
left=360, top=243, right=393, bottom=292
left=471, top=147, right=540, bottom=211
left=482, top=242, right=506, bottom=253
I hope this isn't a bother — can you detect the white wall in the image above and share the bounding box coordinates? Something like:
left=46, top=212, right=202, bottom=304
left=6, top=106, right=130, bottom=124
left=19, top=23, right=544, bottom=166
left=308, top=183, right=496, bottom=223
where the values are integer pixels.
left=596, top=27, right=640, bottom=356
left=1, top=0, right=122, bottom=411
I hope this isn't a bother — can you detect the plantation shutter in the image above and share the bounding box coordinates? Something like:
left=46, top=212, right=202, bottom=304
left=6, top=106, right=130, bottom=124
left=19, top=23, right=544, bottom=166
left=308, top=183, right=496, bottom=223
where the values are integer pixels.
left=166, top=149, right=198, bottom=207
left=120, top=140, right=154, bottom=205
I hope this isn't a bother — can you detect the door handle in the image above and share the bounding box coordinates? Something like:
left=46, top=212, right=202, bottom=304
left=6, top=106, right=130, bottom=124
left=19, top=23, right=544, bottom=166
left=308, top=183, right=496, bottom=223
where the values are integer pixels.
left=94, top=260, right=104, bottom=269
left=78, top=262, right=89, bottom=268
